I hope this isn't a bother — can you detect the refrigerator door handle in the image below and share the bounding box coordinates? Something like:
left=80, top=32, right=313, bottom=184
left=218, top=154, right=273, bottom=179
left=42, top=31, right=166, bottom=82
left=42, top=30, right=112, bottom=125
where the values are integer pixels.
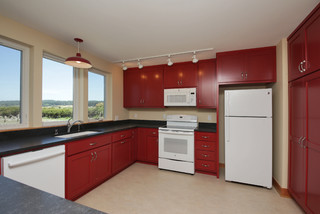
left=225, top=117, right=230, bottom=142
left=225, top=91, right=229, bottom=116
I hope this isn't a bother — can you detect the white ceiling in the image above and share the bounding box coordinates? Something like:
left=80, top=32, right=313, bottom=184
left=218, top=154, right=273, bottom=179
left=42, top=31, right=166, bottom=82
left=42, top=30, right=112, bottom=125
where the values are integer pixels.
left=0, top=0, right=319, bottom=68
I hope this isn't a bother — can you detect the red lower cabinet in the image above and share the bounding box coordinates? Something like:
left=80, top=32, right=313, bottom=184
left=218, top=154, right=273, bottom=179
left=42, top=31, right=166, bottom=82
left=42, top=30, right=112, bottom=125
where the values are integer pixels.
left=137, top=128, right=158, bottom=164
left=112, top=138, right=132, bottom=174
left=66, top=134, right=112, bottom=200
left=195, top=131, right=218, bottom=177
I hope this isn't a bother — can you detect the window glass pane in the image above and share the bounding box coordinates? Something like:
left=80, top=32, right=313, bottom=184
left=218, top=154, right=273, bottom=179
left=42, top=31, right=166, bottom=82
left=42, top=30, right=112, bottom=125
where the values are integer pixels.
left=88, top=71, right=105, bottom=120
left=42, top=58, right=73, bottom=122
left=0, top=45, right=22, bottom=125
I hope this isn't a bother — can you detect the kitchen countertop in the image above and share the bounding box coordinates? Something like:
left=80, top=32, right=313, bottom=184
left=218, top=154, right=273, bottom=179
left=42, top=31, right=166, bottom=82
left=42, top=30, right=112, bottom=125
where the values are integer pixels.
left=0, top=120, right=216, bottom=156
left=0, top=176, right=106, bottom=214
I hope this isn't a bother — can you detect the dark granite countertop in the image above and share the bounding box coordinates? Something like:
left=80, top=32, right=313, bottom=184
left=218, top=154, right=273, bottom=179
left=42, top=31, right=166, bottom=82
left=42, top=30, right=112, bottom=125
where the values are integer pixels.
left=0, top=120, right=216, bottom=156
left=0, top=176, right=105, bottom=214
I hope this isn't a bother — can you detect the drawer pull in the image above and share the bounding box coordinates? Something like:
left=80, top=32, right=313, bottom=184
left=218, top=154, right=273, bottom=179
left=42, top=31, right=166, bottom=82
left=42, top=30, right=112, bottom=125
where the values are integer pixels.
left=201, top=154, right=208, bottom=157
left=202, top=145, right=209, bottom=148
left=152, top=132, right=156, bottom=134
left=89, top=142, right=97, bottom=146
left=121, top=141, right=125, bottom=144
left=202, top=164, right=209, bottom=167
left=121, top=134, right=125, bottom=137
left=90, top=152, right=94, bottom=162
left=202, top=136, right=209, bottom=139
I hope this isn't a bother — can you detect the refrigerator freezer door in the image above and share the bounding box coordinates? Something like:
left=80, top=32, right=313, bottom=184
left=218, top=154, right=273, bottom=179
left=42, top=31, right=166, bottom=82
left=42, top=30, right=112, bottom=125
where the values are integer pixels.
left=225, top=89, right=272, bottom=117
left=225, top=117, right=272, bottom=188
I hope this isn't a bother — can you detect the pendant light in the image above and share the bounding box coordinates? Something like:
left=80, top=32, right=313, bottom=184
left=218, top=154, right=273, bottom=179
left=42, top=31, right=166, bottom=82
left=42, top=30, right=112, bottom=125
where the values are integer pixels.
left=65, top=38, right=92, bottom=69
left=122, top=61, right=128, bottom=71
left=138, top=59, right=143, bottom=69
left=167, top=55, right=173, bottom=66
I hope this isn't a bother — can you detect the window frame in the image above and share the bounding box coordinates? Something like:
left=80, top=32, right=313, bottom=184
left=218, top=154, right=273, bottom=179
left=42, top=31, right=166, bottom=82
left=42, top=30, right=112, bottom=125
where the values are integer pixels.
left=0, top=37, right=29, bottom=130
left=88, top=68, right=107, bottom=122
left=42, top=52, right=77, bottom=126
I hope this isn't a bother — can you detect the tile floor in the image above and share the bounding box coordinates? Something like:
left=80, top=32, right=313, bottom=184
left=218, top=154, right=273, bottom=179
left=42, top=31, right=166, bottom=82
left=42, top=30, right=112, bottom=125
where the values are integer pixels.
left=76, top=163, right=303, bottom=214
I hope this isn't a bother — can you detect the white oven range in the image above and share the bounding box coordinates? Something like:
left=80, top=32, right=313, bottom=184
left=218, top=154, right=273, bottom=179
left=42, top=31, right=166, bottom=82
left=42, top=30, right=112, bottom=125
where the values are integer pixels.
left=158, top=115, right=198, bottom=174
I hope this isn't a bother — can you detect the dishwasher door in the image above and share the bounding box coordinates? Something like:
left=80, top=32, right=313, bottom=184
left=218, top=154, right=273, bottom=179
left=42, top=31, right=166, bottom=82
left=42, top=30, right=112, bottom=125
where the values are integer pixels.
left=1, top=145, right=65, bottom=198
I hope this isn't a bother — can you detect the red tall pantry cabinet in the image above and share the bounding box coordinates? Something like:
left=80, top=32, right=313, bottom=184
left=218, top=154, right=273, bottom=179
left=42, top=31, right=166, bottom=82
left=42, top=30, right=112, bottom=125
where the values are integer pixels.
left=288, top=4, right=320, bottom=213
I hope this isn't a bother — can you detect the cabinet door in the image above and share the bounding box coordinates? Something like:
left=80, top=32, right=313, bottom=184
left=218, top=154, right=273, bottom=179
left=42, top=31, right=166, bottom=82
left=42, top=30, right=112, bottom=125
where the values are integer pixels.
left=164, top=62, right=197, bottom=88
left=112, top=139, right=131, bottom=173
left=143, top=66, right=164, bottom=107
left=66, top=150, right=92, bottom=200
left=288, top=28, right=306, bottom=82
left=92, top=145, right=112, bottom=186
left=131, top=129, right=137, bottom=163
left=197, top=59, right=217, bottom=108
left=305, top=10, right=320, bottom=76
left=137, top=128, right=147, bottom=162
left=217, top=51, right=245, bottom=83
left=305, top=73, right=320, bottom=214
left=124, top=68, right=143, bottom=107
left=146, top=136, right=158, bottom=164
left=289, top=78, right=306, bottom=208
left=245, top=47, right=276, bottom=82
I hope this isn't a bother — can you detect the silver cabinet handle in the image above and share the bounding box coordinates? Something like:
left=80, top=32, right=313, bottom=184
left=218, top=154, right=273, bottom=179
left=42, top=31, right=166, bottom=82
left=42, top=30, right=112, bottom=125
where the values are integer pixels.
left=91, top=152, right=94, bottom=162
left=201, top=154, right=208, bottom=158
left=241, top=72, right=244, bottom=79
left=180, top=80, right=182, bottom=85
left=245, top=72, right=248, bottom=79
left=177, top=80, right=179, bottom=85
left=298, top=63, right=302, bottom=73
left=90, top=142, right=96, bottom=146
left=202, top=145, right=209, bottom=148
left=94, top=151, right=97, bottom=161
left=301, top=60, right=306, bottom=72
left=121, top=134, right=125, bottom=137
left=121, top=141, right=125, bottom=144
left=152, top=132, right=156, bottom=135
left=299, top=61, right=304, bottom=73
left=301, top=137, right=306, bottom=149
left=202, top=136, right=209, bottom=139
left=298, top=136, right=303, bottom=145
left=202, top=164, right=209, bottom=167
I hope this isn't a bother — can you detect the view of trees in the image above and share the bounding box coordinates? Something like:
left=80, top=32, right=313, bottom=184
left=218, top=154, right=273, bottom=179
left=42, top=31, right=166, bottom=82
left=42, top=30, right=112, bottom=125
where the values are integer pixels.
left=0, top=100, right=104, bottom=123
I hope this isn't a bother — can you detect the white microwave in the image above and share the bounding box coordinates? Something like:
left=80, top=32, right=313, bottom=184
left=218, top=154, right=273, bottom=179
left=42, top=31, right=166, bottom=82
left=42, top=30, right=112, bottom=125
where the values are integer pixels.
left=164, top=88, right=196, bottom=106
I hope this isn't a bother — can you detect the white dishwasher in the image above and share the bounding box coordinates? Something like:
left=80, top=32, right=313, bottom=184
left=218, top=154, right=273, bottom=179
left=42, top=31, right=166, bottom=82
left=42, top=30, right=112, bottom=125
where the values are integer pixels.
left=1, top=145, right=65, bottom=198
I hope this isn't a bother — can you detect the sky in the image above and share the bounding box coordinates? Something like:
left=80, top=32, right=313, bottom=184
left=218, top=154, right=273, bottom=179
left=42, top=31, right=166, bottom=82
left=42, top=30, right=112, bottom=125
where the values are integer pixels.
left=0, top=44, right=104, bottom=102
left=0, top=45, right=21, bottom=101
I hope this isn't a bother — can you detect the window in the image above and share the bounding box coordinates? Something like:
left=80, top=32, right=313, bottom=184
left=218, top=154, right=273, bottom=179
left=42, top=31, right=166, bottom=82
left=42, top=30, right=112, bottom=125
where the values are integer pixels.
left=42, top=54, right=74, bottom=124
left=0, top=38, right=29, bottom=129
left=88, top=69, right=106, bottom=120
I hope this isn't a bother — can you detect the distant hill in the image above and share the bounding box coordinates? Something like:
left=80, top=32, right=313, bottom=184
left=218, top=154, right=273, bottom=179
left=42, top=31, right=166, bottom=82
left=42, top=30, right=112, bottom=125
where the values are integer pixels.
left=0, top=100, right=103, bottom=107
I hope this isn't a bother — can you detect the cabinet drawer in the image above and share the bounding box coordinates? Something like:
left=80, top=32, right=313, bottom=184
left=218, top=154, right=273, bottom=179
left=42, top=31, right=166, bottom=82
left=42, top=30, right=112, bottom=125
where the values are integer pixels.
left=195, top=150, right=215, bottom=161
left=112, top=130, right=132, bottom=142
left=195, top=141, right=215, bottom=151
left=67, top=134, right=111, bottom=156
left=195, top=132, right=217, bottom=142
left=195, top=160, right=216, bottom=172
left=145, top=128, right=158, bottom=137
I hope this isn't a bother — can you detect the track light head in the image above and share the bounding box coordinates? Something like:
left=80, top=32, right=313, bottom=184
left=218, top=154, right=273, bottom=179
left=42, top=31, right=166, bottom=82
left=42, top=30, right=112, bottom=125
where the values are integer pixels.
left=138, top=59, right=143, bottom=69
left=122, top=61, right=127, bottom=71
left=167, top=55, right=173, bottom=66
left=192, top=52, right=198, bottom=63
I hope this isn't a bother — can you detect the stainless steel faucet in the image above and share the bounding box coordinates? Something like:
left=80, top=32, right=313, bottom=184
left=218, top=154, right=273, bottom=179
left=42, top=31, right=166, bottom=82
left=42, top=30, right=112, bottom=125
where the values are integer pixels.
left=67, top=119, right=84, bottom=133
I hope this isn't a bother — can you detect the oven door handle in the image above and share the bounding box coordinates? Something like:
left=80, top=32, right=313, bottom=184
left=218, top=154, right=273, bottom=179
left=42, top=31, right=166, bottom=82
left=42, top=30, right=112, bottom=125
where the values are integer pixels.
left=158, top=130, right=194, bottom=135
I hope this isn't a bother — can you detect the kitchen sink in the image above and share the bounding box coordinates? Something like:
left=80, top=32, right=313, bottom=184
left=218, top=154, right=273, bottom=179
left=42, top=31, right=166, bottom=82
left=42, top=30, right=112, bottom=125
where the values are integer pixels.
left=55, top=131, right=100, bottom=139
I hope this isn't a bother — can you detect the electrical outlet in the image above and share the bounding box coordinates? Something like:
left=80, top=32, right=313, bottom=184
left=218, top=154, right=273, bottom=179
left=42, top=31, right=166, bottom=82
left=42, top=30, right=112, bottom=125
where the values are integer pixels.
left=163, top=114, right=166, bottom=119
left=134, top=113, right=137, bottom=118
left=208, top=115, right=212, bottom=121
left=115, top=115, right=119, bottom=121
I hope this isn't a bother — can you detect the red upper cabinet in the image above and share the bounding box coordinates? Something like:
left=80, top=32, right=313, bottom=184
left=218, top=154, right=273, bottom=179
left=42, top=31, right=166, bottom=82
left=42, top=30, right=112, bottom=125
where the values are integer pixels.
left=217, top=46, right=276, bottom=84
left=288, top=6, right=320, bottom=81
left=124, top=66, right=164, bottom=108
left=164, top=62, right=197, bottom=88
left=197, top=59, right=217, bottom=108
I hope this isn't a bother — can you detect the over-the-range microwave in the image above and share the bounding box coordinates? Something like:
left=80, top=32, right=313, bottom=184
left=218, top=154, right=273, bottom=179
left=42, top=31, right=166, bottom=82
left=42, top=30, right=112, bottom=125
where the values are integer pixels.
left=164, top=88, right=196, bottom=106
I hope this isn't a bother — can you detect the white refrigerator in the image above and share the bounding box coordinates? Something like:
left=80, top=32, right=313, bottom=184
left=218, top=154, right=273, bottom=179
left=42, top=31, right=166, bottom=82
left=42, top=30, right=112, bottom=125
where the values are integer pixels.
left=224, top=88, right=272, bottom=188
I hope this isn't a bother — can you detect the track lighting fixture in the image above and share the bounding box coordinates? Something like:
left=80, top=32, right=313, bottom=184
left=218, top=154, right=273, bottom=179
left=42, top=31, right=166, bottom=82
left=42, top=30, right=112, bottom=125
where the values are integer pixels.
left=122, top=61, right=127, bottom=71
left=138, top=59, right=143, bottom=69
left=192, top=52, right=198, bottom=63
left=116, top=48, right=213, bottom=69
left=65, top=38, right=92, bottom=69
left=167, top=55, right=173, bottom=66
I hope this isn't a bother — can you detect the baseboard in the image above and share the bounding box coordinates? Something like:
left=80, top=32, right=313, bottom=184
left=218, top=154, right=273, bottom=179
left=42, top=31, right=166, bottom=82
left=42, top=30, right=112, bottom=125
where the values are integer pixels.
left=219, top=163, right=225, bottom=168
left=272, top=178, right=291, bottom=198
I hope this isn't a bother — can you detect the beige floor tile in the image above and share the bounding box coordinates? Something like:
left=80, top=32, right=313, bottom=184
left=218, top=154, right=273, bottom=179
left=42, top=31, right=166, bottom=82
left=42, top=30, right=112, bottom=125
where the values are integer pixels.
left=76, top=163, right=303, bottom=214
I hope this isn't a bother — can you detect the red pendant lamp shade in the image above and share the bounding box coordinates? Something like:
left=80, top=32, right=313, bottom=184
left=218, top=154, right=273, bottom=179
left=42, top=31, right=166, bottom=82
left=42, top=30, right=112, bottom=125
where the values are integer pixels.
left=65, top=38, right=92, bottom=69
